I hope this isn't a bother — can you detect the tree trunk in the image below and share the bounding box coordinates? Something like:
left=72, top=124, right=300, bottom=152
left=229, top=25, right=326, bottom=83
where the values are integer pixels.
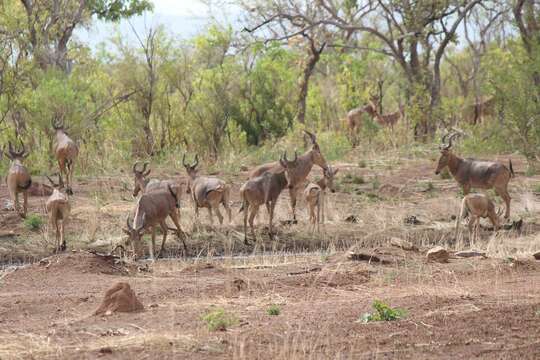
left=295, top=41, right=326, bottom=126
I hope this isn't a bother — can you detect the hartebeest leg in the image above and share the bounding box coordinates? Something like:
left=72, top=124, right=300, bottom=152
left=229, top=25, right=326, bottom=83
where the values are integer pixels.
left=495, top=186, right=511, bottom=219
left=9, top=188, right=18, bottom=214
left=150, top=227, right=157, bottom=259
left=59, top=220, right=66, bottom=251
left=268, top=200, right=277, bottom=238
left=55, top=220, right=60, bottom=252
left=243, top=202, right=249, bottom=244
left=214, top=204, right=224, bottom=225
left=22, top=191, right=28, bottom=218
left=168, top=211, right=187, bottom=253
left=289, top=187, right=298, bottom=222
left=66, top=160, right=74, bottom=194
left=207, top=207, right=214, bottom=225
left=248, top=204, right=259, bottom=239
left=157, top=221, right=168, bottom=259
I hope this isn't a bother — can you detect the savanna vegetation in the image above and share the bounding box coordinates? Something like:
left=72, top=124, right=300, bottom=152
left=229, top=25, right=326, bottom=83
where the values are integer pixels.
left=0, top=0, right=538, bottom=175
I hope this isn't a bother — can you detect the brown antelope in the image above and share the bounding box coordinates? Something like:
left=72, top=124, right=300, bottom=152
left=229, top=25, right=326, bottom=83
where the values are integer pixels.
left=303, top=165, right=339, bottom=231
left=240, top=153, right=290, bottom=242
left=373, top=106, right=404, bottom=130
left=249, top=130, right=327, bottom=222
left=123, top=184, right=185, bottom=259
left=463, top=97, right=496, bottom=125
left=435, top=132, right=514, bottom=218
left=131, top=162, right=179, bottom=197
left=346, top=102, right=378, bottom=147
left=183, top=154, right=232, bottom=226
left=455, top=193, right=501, bottom=249
left=45, top=174, right=70, bottom=252
left=52, top=117, right=78, bottom=195
left=3, top=141, right=31, bottom=218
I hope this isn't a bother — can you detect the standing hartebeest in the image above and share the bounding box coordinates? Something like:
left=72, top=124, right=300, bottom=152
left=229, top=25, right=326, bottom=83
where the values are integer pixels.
left=435, top=132, right=514, bottom=218
left=373, top=105, right=405, bottom=130
left=455, top=193, right=501, bottom=249
left=3, top=141, right=31, bottom=218
left=124, top=184, right=185, bottom=259
left=183, top=154, right=232, bottom=226
left=131, top=162, right=179, bottom=198
left=463, top=97, right=496, bottom=125
left=302, top=165, right=339, bottom=231
left=45, top=174, right=70, bottom=252
left=240, top=152, right=290, bottom=242
left=346, top=101, right=378, bottom=147
left=249, top=130, right=328, bottom=222
left=52, top=117, right=78, bottom=195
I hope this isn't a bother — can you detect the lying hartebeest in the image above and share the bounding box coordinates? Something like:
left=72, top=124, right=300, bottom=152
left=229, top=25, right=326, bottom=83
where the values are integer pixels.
left=45, top=174, right=70, bottom=252
left=3, top=141, right=31, bottom=218
left=249, top=130, right=328, bottom=222
left=132, top=162, right=179, bottom=198
left=183, top=154, right=231, bottom=225
left=53, top=117, right=78, bottom=195
left=124, top=184, right=185, bottom=259
left=435, top=132, right=514, bottom=218
left=346, top=102, right=378, bottom=147
left=303, top=165, right=339, bottom=231
left=455, top=193, right=501, bottom=249
left=240, top=153, right=289, bottom=242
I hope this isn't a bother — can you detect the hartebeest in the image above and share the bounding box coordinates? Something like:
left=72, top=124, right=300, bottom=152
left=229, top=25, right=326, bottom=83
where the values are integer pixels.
left=373, top=105, right=404, bottom=130
left=249, top=130, right=328, bottom=222
left=240, top=153, right=289, bottom=242
left=3, top=141, right=31, bottom=218
left=52, top=117, right=78, bottom=195
left=435, top=132, right=514, bottom=218
left=124, top=184, right=185, bottom=259
left=183, top=154, right=232, bottom=226
left=455, top=193, right=501, bottom=249
left=45, top=174, right=70, bottom=252
left=131, top=162, right=179, bottom=197
left=303, top=165, right=339, bottom=231
left=346, top=102, right=378, bottom=147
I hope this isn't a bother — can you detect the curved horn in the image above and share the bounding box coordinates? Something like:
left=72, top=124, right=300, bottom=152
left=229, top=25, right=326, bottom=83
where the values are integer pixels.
left=182, top=153, right=188, bottom=168
left=447, top=132, right=460, bottom=149
left=8, top=141, right=14, bottom=157
left=132, top=162, right=142, bottom=174
left=303, top=130, right=316, bottom=144
left=293, top=150, right=298, bottom=163
left=126, top=215, right=133, bottom=231
left=142, top=162, right=149, bottom=173
left=18, top=140, right=26, bottom=157
left=137, top=213, right=146, bottom=231
left=193, top=154, right=199, bottom=168
left=46, top=175, right=56, bottom=187
left=283, top=150, right=289, bottom=163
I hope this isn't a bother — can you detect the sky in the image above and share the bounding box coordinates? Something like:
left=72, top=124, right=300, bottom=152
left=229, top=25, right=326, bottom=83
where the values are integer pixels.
left=77, top=0, right=240, bottom=48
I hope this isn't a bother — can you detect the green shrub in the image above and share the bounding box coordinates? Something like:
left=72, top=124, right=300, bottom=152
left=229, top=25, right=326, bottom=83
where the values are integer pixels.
left=372, top=177, right=380, bottom=190
left=343, top=173, right=365, bottom=184
left=360, top=300, right=407, bottom=323
left=267, top=305, right=281, bottom=316
left=24, top=214, right=44, bottom=231
left=358, top=160, right=367, bottom=168
left=201, top=308, right=238, bottom=331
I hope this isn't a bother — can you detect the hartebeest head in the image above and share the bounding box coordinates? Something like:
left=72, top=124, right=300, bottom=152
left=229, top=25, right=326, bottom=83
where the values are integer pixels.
left=303, top=130, right=328, bottom=170
left=46, top=173, right=65, bottom=191
left=4, top=141, right=29, bottom=163
left=52, top=116, right=69, bottom=135
left=182, top=154, right=199, bottom=179
left=322, top=165, right=339, bottom=193
left=132, top=162, right=151, bottom=197
left=279, top=150, right=298, bottom=189
left=123, top=214, right=146, bottom=256
left=435, top=132, right=460, bottom=175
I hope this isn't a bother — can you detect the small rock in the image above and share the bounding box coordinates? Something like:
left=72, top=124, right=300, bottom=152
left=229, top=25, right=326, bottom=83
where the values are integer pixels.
left=455, top=250, right=487, bottom=258
left=98, top=347, right=113, bottom=356
left=390, top=237, right=417, bottom=251
left=533, top=251, right=540, bottom=260
left=426, top=246, right=449, bottom=263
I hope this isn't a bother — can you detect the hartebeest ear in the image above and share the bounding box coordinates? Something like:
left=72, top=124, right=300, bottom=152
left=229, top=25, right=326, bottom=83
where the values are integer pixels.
left=143, top=169, right=151, bottom=176
left=332, top=167, right=339, bottom=175
left=123, top=228, right=131, bottom=236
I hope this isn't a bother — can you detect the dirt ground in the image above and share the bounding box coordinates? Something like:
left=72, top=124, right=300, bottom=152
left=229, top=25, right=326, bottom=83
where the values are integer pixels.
left=1, top=151, right=539, bottom=359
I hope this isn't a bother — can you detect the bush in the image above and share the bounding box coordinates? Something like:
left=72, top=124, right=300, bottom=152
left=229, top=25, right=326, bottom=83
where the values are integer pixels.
left=267, top=305, right=281, bottom=316
left=201, top=308, right=238, bottom=331
left=343, top=173, right=365, bottom=184
left=24, top=214, right=44, bottom=231
left=360, top=300, right=407, bottom=323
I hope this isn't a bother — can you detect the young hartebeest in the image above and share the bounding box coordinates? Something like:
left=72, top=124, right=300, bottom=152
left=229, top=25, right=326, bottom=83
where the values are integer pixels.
left=435, top=132, right=514, bottom=218
left=240, top=153, right=289, bottom=243
left=455, top=193, right=501, bottom=249
left=303, top=165, right=339, bottom=231
left=346, top=102, right=378, bottom=147
left=123, top=184, right=185, bottom=259
left=183, top=154, right=232, bottom=226
left=45, top=174, right=70, bottom=252
left=131, top=162, right=179, bottom=198
left=373, top=106, right=404, bottom=130
left=3, top=141, right=31, bottom=218
left=249, top=130, right=328, bottom=222
left=52, top=118, right=78, bottom=195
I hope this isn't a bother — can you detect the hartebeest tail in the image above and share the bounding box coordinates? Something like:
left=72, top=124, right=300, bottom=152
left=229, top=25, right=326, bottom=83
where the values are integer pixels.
left=3, top=141, right=31, bottom=218
left=435, top=132, right=513, bottom=218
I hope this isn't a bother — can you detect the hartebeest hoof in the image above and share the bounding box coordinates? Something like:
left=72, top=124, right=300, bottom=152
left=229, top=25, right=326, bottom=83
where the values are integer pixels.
left=66, top=187, right=74, bottom=195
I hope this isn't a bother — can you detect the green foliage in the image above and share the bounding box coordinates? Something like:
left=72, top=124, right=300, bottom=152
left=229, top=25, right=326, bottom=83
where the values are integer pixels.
left=24, top=215, right=44, bottom=231
left=343, top=173, right=365, bottom=185
left=89, top=0, right=153, bottom=21
left=201, top=308, right=238, bottom=331
left=360, top=300, right=407, bottom=323
left=266, top=305, right=281, bottom=316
